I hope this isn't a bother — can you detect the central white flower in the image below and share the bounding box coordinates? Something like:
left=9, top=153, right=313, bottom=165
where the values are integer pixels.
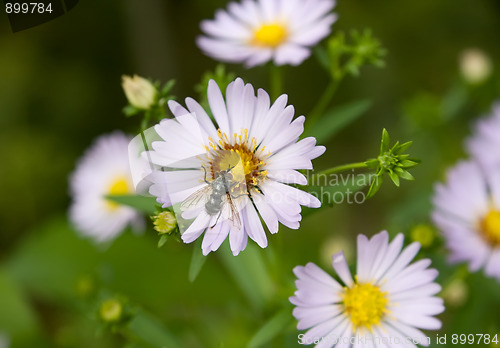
left=146, top=78, right=325, bottom=255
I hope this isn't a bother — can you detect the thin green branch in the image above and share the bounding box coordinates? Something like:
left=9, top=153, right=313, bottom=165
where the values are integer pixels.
left=306, top=78, right=341, bottom=130
left=315, top=161, right=369, bottom=177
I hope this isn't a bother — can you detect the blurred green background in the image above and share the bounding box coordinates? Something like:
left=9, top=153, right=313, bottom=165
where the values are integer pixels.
left=1, top=0, right=500, bottom=347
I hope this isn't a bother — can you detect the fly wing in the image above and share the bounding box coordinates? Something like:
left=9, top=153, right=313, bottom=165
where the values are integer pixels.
left=220, top=192, right=242, bottom=230
left=180, top=184, right=212, bottom=212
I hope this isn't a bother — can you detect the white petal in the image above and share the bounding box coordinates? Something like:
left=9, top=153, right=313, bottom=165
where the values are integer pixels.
left=377, top=240, right=420, bottom=284
left=267, top=169, right=307, bottom=185
left=332, top=251, right=354, bottom=287
left=242, top=204, right=268, bottom=248
left=294, top=304, right=342, bottom=330
left=484, top=248, right=500, bottom=280
left=181, top=212, right=211, bottom=243
left=274, top=43, right=311, bottom=66
left=207, top=80, right=231, bottom=135
left=290, top=14, right=337, bottom=46
left=301, top=315, right=347, bottom=345
left=356, top=234, right=371, bottom=283
left=229, top=222, right=247, bottom=256
left=389, top=283, right=442, bottom=302
left=252, top=191, right=279, bottom=233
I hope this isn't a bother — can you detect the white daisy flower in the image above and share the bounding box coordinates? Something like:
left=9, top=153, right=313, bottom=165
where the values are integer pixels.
left=290, top=231, right=444, bottom=347
left=69, top=132, right=143, bottom=243
left=432, top=160, right=500, bottom=281
left=466, top=103, right=500, bottom=169
left=197, top=0, right=337, bottom=67
left=145, top=78, right=325, bottom=255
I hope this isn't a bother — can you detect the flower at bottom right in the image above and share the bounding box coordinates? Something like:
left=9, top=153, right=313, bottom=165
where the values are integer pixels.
left=290, top=231, right=444, bottom=347
left=433, top=160, right=500, bottom=281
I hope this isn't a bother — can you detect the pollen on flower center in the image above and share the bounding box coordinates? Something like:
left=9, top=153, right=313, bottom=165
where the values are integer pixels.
left=480, top=209, right=500, bottom=245
left=343, top=282, right=388, bottom=330
left=252, top=23, right=288, bottom=48
left=204, top=129, right=269, bottom=193
left=106, top=176, right=131, bottom=210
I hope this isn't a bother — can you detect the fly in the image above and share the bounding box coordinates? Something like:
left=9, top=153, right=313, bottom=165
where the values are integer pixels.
left=180, top=165, right=243, bottom=230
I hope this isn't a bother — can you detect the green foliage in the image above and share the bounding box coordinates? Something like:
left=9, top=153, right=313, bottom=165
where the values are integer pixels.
left=126, top=311, right=182, bottom=348
left=189, top=239, right=207, bottom=282
left=248, top=308, right=293, bottom=348
left=304, top=99, right=372, bottom=143
left=316, top=29, right=386, bottom=81
left=365, top=129, right=420, bottom=198
left=106, top=194, right=158, bottom=215
left=195, top=64, right=237, bottom=112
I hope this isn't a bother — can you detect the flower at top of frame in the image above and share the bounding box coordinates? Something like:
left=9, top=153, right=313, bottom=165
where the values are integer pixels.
left=197, top=0, right=337, bottom=68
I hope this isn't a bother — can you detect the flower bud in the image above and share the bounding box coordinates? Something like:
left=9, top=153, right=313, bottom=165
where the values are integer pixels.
left=320, top=235, right=354, bottom=269
left=99, top=298, right=123, bottom=323
left=152, top=211, right=177, bottom=235
left=122, top=75, right=157, bottom=110
left=410, top=224, right=435, bottom=248
left=442, top=278, right=468, bottom=307
left=459, top=49, right=492, bottom=85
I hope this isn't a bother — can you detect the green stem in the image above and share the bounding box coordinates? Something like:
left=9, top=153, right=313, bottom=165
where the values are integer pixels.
left=139, top=110, right=152, bottom=154
left=316, top=161, right=369, bottom=176
left=306, top=78, right=341, bottom=130
left=140, top=109, right=152, bottom=132
left=270, top=64, right=283, bottom=100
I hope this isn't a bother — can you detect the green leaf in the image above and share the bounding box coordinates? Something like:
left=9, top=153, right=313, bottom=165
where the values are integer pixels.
left=395, top=168, right=415, bottom=181
left=106, top=194, right=157, bottom=215
left=0, top=269, right=41, bottom=343
left=380, top=128, right=390, bottom=154
left=123, top=105, right=140, bottom=117
left=157, top=235, right=168, bottom=248
left=399, top=159, right=419, bottom=168
left=394, top=141, right=413, bottom=154
left=188, top=239, right=207, bottom=282
left=388, top=170, right=400, bottom=187
left=218, top=242, right=274, bottom=311
left=305, top=99, right=372, bottom=143
left=313, top=45, right=330, bottom=71
left=366, top=174, right=383, bottom=199
left=127, top=310, right=181, bottom=348
left=161, top=79, right=176, bottom=96
left=248, top=308, right=293, bottom=348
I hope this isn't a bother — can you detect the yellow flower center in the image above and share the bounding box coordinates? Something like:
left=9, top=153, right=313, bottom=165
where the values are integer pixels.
left=343, top=282, right=388, bottom=330
left=480, top=210, right=500, bottom=245
left=203, top=129, right=269, bottom=193
left=252, top=23, right=287, bottom=48
left=106, top=176, right=131, bottom=210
